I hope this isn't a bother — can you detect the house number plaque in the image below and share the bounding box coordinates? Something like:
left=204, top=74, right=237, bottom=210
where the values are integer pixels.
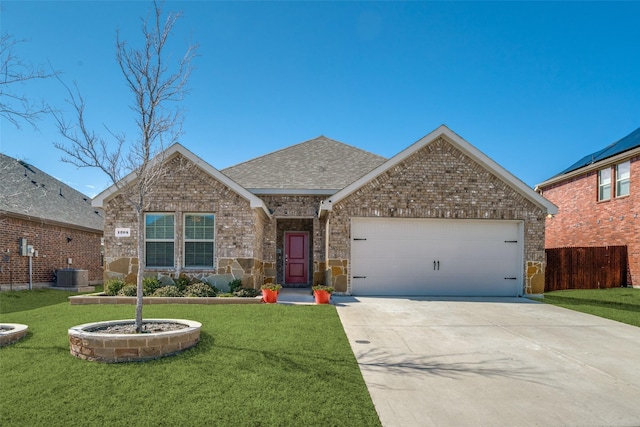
left=115, top=228, right=131, bottom=238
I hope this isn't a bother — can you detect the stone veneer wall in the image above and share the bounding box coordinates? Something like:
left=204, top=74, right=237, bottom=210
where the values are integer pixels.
left=103, top=154, right=267, bottom=289
left=326, top=136, right=548, bottom=294
left=260, top=195, right=327, bottom=286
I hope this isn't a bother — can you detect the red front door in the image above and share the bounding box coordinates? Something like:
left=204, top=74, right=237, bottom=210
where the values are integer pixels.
left=285, top=232, right=308, bottom=284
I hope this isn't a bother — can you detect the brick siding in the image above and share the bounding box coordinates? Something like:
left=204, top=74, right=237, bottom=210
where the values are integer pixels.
left=0, top=215, right=103, bottom=287
left=540, top=155, right=640, bottom=285
left=326, top=136, right=548, bottom=294
left=103, top=154, right=266, bottom=287
left=260, top=195, right=327, bottom=286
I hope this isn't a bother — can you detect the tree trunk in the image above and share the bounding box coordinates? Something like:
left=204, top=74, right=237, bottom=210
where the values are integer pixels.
left=135, top=208, right=144, bottom=332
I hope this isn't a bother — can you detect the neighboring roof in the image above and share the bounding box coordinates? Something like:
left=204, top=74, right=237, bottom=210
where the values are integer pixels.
left=91, top=144, right=271, bottom=217
left=558, top=127, right=640, bottom=176
left=537, top=126, right=640, bottom=188
left=0, top=153, right=104, bottom=232
left=319, top=125, right=558, bottom=216
left=222, top=136, right=387, bottom=194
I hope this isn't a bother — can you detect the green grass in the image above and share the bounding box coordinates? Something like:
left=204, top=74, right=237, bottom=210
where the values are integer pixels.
left=541, top=288, right=640, bottom=327
left=0, top=289, right=380, bottom=427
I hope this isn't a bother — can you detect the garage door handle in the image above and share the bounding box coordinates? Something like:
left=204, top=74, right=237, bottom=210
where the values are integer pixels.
left=433, top=261, right=440, bottom=270
left=353, top=238, right=367, bottom=241
left=353, top=276, right=366, bottom=279
left=504, top=277, right=517, bottom=280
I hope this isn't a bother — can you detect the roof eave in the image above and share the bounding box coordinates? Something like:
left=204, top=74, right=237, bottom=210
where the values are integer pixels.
left=91, top=143, right=272, bottom=219
left=320, top=125, right=558, bottom=216
left=536, top=146, right=640, bottom=190
left=1, top=210, right=104, bottom=234
left=247, top=188, right=339, bottom=196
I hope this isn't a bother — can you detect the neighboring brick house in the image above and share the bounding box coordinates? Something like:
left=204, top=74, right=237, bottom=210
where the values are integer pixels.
left=0, top=154, right=104, bottom=290
left=93, top=125, right=556, bottom=296
left=536, top=127, right=640, bottom=286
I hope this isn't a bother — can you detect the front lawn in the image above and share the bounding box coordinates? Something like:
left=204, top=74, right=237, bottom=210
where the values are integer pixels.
left=0, top=289, right=380, bottom=427
left=541, top=288, right=640, bottom=327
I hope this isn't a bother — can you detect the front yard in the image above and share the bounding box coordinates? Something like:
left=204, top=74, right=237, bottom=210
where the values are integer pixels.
left=540, top=288, right=640, bottom=327
left=0, top=289, right=380, bottom=427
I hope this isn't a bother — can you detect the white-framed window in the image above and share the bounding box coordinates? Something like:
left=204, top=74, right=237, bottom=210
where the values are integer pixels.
left=184, top=213, right=215, bottom=268
left=145, top=213, right=175, bottom=268
left=616, top=161, right=630, bottom=197
left=598, top=167, right=611, bottom=201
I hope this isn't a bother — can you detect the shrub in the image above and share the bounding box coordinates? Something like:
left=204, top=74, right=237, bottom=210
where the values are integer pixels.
left=104, top=279, right=125, bottom=296
left=153, top=286, right=184, bottom=297
left=117, top=284, right=137, bottom=297
left=142, top=277, right=163, bottom=296
left=228, top=278, right=243, bottom=294
left=174, top=276, right=190, bottom=292
left=184, top=282, right=219, bottom=297
left=234, top=287, right=259, bottom=298
left=312, top=285, right=335, bottom=294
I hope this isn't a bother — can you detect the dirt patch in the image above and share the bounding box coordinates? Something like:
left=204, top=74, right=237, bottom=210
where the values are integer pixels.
left=86, top=322, right=187, bottom=334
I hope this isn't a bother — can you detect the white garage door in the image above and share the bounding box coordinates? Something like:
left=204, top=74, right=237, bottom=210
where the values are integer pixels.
left=350, top=218, right=523, bottom=296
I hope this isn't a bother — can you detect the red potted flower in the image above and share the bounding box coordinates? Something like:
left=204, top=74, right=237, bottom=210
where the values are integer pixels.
left=260, top=283, right=282, bottom=303
left=312, top=285, right=334, bottom=304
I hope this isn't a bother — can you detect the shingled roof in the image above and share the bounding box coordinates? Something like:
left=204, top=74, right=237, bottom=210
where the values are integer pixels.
left=222, top=136, right=387, bottom=193
left=0, top=153, right=104, bottom=232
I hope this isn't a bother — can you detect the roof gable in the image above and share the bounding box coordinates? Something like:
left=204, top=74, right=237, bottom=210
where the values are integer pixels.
left=91, top=144, right=271, bottom=216
left=0, top=153, right=104, bottom=232
left=222, top=136, right=386, bottom=193
left=319, top=125, right=558, bottom=216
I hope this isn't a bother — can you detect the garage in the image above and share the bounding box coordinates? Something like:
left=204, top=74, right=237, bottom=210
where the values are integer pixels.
left=350, top=218, right=523, bottom=296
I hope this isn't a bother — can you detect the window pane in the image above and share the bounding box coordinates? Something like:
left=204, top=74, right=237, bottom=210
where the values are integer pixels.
left=617, top=180, right=630, bottom=197
left=146, top=242, right=174, bottom=267
left=185, top=242, right=214, bottom=268
left=616, top=161, right=630, bottom=197
left=185, top=214, right=214, bottom=240
left=598, top=169, right=611, bottom=201
left=145, top=214, right=174, bottom=239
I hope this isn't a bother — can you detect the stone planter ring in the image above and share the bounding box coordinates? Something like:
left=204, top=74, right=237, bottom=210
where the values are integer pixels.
left=0, top=323, right=29, bottom=347
left=68, top=318, right=201, bottom=363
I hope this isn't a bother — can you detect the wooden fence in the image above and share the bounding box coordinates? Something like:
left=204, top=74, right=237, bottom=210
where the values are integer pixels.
left=545, top=246, right=628, bottom=292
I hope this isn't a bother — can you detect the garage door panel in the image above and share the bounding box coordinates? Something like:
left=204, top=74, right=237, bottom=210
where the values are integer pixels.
left=351, top=218, right=522, bottom=296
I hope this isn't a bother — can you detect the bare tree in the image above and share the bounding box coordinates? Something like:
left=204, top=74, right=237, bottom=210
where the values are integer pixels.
left=0, top=33, right=56, bottom=129
left=54, top=1, right=197, bottom=332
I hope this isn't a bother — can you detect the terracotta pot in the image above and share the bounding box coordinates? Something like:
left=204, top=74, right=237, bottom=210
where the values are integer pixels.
left=262, top=289, right=279, bottom=303
left=314, top=290, right=331, bottom=304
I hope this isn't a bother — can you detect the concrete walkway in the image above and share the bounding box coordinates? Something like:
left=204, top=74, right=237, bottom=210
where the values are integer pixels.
left=276, top=287, right=315, bottom=305
left=334, top=296, right=640, bottom=427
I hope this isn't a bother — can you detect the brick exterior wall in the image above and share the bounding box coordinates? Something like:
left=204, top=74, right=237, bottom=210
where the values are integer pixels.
left=260, top=195, right=326, bottom=286
left=102, top=154, right=267, bottom=288
left=101, top=139, right=549, bottom=294
left=540, top=155, right=639, bottom=286
left=0, top=215, right=103, bottom=288
left=325, top=136, right=548, bottom=294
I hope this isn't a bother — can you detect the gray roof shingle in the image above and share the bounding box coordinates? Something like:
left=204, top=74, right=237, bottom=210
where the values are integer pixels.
left=222, top=136, right=387, bottom=192
left=0, top=153, right=104, bottom=232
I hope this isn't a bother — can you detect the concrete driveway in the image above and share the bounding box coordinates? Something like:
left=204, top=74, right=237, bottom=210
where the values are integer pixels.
left=334, top=296, right=640, bottom=427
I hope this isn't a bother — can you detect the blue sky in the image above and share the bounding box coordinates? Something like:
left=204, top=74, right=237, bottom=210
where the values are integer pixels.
left=2, top=1, right=639, bottom=197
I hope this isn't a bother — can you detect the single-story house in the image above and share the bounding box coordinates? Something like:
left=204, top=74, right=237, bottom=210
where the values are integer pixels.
left=93, top=125, right=557, bottom=296
left=0, top=153, right=104, bottom=290
left=536, top=126, right=640, bottom=286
